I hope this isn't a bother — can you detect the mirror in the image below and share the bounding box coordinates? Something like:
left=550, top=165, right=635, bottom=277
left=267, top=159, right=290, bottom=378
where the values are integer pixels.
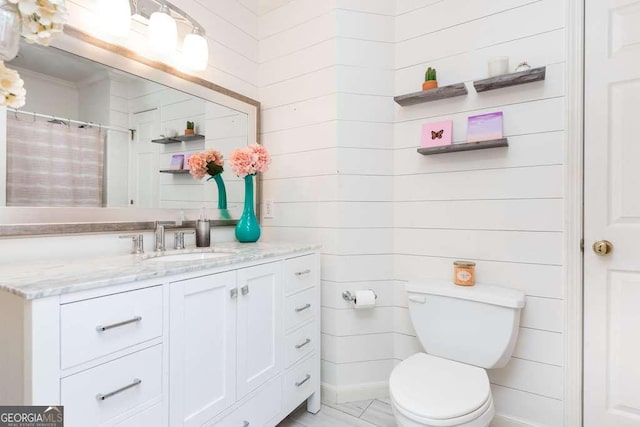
left=0, top=28, right=260, bottom=232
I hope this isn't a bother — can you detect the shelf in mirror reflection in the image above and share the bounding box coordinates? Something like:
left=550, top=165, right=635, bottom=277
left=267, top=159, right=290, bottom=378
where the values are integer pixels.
left=159, top=169, right=190, bottom=174
left=151, top=134, right=205, bottom=144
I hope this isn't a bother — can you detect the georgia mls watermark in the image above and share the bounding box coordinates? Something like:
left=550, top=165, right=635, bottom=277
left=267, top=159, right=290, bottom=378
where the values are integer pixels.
left=0, top=406, right=63, bottom=427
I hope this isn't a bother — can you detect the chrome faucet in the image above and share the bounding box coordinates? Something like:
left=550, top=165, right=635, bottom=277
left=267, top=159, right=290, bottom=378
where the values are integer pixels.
left=154, top=221, right=176, bottom=252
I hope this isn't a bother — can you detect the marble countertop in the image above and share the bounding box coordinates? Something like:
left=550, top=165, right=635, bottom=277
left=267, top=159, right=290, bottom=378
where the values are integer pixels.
left=0, top=242, right=320, bottom=300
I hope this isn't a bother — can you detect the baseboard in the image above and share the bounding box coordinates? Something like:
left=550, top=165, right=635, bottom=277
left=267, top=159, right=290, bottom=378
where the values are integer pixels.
left=321, top=381, right=389, bottom=404
left=491, top=414, right=535, bottom=427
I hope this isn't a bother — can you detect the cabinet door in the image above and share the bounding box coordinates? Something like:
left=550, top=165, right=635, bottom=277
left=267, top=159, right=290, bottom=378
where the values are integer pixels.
left=170, top=271, right=237, bottom=427
left=236, top=262, right=283, bottom=399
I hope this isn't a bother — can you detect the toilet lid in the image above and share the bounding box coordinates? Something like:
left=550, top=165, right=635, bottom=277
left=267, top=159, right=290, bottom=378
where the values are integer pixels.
left=390, top=353, right=491, bottom=421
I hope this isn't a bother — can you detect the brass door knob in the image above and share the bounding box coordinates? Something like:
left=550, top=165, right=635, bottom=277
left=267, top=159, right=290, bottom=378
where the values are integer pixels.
left=593, top=240, right=613, bottom=256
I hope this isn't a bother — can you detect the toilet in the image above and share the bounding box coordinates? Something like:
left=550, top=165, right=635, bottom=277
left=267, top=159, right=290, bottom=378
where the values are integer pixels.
left=389, top=279, right=526, bottom=427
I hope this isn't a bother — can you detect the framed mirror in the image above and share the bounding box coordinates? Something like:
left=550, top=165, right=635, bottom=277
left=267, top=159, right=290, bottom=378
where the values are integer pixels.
left=0, top=27, right=261, bottom=236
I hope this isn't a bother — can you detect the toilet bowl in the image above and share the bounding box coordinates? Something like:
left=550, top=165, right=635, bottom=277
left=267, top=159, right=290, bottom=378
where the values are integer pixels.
left=389, top=280, right=525, bottom=427
left=389, top=353, right=494, bottom=427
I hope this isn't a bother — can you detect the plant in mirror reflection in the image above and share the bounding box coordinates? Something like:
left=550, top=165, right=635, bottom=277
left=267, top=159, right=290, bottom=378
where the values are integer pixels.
left=7, top=0, right=67, bottom=46
left=188, top=149, right=224, bottom=179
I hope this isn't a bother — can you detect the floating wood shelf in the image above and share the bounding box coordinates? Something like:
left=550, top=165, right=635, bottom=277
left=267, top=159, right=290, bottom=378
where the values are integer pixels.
left=394, top=83, right=468, bottom=106
left=473, top=67, right=546, bottom=93
left=174, top=134, right=205, bottom=142
left=159, top=169, right=190, bottom=174
left=151, top=134, right=205, bottom=144
left=417, top=138, right=508, bottom=156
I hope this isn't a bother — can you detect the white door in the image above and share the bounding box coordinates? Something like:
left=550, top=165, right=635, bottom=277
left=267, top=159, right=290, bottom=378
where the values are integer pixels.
left=129, top=109, right=160, bottom=208
left=584, top=1, right=640, bottom=426
left=169, top=271, right=237, bottom=427
left=236, top=262, right=283, bottom=399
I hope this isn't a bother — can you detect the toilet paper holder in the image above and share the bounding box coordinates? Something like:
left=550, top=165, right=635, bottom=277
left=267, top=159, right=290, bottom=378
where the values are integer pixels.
left=342, top=290, right=377, bottom=304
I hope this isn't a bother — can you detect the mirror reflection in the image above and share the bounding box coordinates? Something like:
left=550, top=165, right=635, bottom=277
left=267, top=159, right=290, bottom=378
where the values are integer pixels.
left=1, top=41, right=249, bottom=211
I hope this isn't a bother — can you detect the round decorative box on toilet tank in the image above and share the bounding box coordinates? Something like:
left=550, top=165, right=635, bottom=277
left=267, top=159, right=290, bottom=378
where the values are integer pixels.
left=229, top=143, right=271, bottom=243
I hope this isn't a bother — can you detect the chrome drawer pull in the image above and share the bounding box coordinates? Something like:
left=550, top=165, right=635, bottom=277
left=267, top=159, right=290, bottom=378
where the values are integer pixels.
left=96, top=316, right=142, bottom=332
left=230, top=288, right=238, bottom=299
left=241, top=285, right=249, bottom=296
left=295, top=338, right=311, bottom=349
left=295, top=269, right=311, bottom=276
left=295, top=303, right=311, bottom=312
left=96, top=378, right=141, bottom=401
left=295, top=374, right=311, bottom=387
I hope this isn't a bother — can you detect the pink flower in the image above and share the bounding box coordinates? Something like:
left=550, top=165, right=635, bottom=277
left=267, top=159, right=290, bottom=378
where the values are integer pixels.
left=229, top=144, right=270, bottom=177
left=188, top=149, right=224, bottom=180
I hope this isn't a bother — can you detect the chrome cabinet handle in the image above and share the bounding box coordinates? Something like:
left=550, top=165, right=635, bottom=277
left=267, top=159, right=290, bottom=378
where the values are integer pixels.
left=295, top=269, right=311, bottom=276
left=242, top=422, right=250, bottom=427
left=295, top=303, right=311, bottom=312
left=241, top=285, right=249, bottom=296
left=295, top=338, right=311, bottom=349
left=96, top=378, right=141, bottom=401
left=295, top=374, right=311, bottom=387
left=96, top=316, right=142, bottom=332
left=230, top=288, right=238, bottom=299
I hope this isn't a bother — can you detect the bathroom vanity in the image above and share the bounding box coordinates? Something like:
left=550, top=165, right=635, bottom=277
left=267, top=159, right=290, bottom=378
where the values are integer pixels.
left=0, top=243, right=321, bottom=427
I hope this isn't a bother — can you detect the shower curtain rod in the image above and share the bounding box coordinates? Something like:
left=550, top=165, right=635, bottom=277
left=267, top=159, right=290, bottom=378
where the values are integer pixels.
left=7, top=108, right=133, bottom=135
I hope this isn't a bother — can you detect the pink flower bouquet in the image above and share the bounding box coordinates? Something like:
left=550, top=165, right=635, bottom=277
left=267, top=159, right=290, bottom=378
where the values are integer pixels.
left=187, top=149, right=224, bottom=179
left=229, top=143, right=270, bottom=177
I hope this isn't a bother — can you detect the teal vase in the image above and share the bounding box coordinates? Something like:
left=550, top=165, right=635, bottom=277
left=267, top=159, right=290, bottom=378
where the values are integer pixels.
left=235, top=175, right=260, bottom=243
left=208, top=174, right=227, bottom=209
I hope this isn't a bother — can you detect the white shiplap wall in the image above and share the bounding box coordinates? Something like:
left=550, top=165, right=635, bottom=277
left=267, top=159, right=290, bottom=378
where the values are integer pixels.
left=393, top=0, right=565, bottom=425
left=259, top=0, right=567, bottom=425
left=259, top=0, right=397, bottom=403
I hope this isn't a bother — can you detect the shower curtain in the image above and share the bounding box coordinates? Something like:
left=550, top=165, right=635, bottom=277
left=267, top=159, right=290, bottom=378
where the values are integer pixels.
left=6, top=116, right=105, bottom=207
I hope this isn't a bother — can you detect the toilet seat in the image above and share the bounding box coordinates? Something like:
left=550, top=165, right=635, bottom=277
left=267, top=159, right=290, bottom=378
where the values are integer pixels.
left=389, top=353, right=492, bottom=426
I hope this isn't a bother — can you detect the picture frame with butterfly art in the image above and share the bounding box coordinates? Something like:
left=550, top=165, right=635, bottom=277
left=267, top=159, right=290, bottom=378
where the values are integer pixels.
left=421, top=120, right=453, bottom=148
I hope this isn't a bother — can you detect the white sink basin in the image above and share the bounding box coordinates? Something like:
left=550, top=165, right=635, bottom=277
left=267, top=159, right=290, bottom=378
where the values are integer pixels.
left=144, top=252, right=234, bottom=263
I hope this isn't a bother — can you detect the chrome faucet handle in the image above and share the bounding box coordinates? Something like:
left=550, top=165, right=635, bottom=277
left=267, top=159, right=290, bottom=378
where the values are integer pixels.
left=174, top=230, right=195, bottom=250
left=119, top=234, right=144, bottom=254
left=154, top=221, right=175, bottom=252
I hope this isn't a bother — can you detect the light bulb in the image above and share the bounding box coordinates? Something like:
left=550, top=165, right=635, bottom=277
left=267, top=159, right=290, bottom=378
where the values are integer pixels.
left=98, top=0, right=131, bottom=38
left=182, top=28, right=209, bottom=71
left=148, top=5, right=177, bottom=54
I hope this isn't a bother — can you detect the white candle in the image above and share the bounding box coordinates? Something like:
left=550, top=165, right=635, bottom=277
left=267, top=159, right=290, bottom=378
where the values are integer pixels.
left=488, top=56, right=509, bottom=77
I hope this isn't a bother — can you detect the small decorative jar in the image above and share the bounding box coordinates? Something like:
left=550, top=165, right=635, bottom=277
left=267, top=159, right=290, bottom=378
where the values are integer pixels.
left=453, top=261, right=476, bottom=286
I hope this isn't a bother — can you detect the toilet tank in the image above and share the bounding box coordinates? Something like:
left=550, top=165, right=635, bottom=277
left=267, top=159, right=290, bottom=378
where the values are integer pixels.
left=406, top=279, right=526, bottom=369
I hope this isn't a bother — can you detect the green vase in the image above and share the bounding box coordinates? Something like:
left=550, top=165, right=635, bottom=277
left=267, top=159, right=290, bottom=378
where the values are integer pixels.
left=208, top=174, right=228, bottom=210
left=235, top=175, right=260, bottom=243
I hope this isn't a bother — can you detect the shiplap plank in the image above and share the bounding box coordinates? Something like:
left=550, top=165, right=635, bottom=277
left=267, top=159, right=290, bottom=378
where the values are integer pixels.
left=489, top=358, right=563, bottom=400
left=263, top=175, right=393, bottom=202
left=321, top=307, right=395, bottom=336
left=394, top=199, right=563, bottom=232
left=322, top=333, right=394, bottom=363
left=322, top=359, right=395, bottom=387
left=491, top=384, right=563, bottom=427
left=321, top=280, right=396, bottom=309
left=260, top=227, right=393, bottom=255
left=396, top=0, right=539, bottom=42
left=514, top=328, right=563, bottom=367
left=262, top=201, right=393, bottom=229
left=322, top=255, right=394, bottom=282
left=393, top=165, right=563, bottom=201
left=335, top=9, right=395, bottom=43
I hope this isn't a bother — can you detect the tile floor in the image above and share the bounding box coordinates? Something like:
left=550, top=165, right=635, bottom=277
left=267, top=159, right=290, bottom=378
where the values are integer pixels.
left=278, top=398, right=397, bottom=427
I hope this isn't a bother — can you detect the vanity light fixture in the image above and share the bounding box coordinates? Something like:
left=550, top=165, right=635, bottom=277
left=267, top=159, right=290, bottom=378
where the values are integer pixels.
left=182, top=26, right=208, bottom=71
left=148, top=3, right=177, bottom=54
left=98, top=0, right=132, bottom=38
left=130, top=0, right=209, bottom=71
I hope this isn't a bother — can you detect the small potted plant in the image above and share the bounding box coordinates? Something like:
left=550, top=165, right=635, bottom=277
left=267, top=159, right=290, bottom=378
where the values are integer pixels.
left=185, top=121, right=195, bottom=135
left=422, top=67, right=438, bottom=91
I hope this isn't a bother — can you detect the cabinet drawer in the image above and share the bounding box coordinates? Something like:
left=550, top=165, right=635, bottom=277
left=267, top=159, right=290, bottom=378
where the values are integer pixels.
left=61, top=345, right=163, bottom=427
left=213, top=376, right=281, bottom=427
left=285, top=322, right=316, bottom=368
left=284, top=287, right=315, bottom=331
left=284, top=255, right=317, bottom=295
left=61, top=286, right=163, bottom=369
left=113, top=403, right=163, bottom=427
left=284, top=355, right=316, bottom=410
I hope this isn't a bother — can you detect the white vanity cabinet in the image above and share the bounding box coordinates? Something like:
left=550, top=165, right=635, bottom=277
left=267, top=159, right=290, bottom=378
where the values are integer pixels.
left=0, top=246, right=320, bottom=427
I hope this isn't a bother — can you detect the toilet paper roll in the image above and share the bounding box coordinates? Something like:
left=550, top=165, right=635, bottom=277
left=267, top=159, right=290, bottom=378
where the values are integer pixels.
left=354, top=290, right=376, bottom=309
